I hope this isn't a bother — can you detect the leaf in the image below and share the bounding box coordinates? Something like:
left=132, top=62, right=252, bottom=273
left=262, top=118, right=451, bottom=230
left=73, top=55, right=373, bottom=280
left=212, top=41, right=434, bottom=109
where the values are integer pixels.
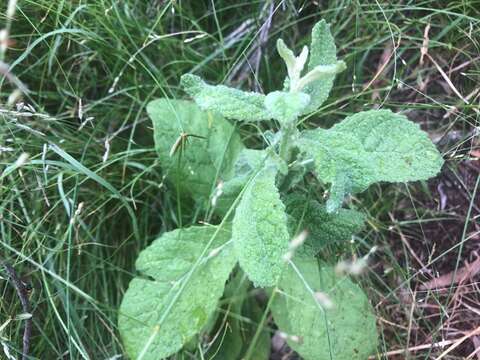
left=232, top=166, right=290, bottom=287
left=302, top=20, right=339, bottom=113
left=148, top=98, right=244, bottom=203
left=284, top=194, right=365, bottom=254
left=213, top=149, right=268, bottom=216
left=271, top=257, right=378, bottom=360
left=299, top=109, right=444, bottom=212
left=181, top=74, right=271, bottom=121
left=118, top=226, right=236, bottom=360
left=265, top=91, right=311, bottom=124
left=326, top=171, right=350, bottom=213
left=277, top=39, right=309, bottom=90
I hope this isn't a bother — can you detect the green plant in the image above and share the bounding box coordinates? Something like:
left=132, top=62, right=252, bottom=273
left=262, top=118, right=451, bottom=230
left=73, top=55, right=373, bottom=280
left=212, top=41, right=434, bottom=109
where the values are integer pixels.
left=118, top=20, right=444, bottom=359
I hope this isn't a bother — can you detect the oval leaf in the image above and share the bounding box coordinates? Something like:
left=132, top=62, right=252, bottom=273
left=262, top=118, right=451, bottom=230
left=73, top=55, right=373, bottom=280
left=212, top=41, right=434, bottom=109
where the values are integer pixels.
left=181, top=74, right=271, bottom=121
left=118, top=226, right=236, bottom=359
left=271, top=257, right=378, bottom=359
left=299, top=109, right=444, bottom=212
left=302, top=20, right=339, bottom=113
left=148, top=98, right=244, bottom=203
left=232, top=167, right=289, bottom=287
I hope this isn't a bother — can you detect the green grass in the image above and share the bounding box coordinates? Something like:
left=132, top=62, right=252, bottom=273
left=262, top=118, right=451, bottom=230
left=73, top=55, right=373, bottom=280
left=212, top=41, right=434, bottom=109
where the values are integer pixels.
left=1, top=0, right=479, bottom=359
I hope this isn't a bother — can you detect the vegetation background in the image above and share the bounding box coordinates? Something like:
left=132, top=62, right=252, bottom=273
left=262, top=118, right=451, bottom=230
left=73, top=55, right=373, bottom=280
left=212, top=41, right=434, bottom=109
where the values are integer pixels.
left=0, top=0, right=479, bottom=359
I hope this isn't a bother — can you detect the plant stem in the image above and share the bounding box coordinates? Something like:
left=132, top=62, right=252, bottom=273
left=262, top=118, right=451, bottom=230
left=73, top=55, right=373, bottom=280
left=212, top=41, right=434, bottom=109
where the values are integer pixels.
left=278, top=121, right=296, bottom=162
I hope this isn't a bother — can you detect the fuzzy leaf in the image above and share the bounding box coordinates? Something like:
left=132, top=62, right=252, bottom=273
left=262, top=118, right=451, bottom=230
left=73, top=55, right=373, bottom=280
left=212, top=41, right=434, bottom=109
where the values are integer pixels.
left=148, top=99, right=244, bottom=203
left=265, top=91, right=311, bottom=124
left=213, top=149, right=267, bottom=216
left=232, top=166, right=289, bottom=287
left=299, top=109, right=444, bottom=212
left=284, top=194, right=365, bottom=253
left=118, top=226, right=236, bottom=360
left=271, top=257, right=378, bottom=360
left=302, top=20, right=339, bottom=113
left=181, top=74, right=271, bottom=121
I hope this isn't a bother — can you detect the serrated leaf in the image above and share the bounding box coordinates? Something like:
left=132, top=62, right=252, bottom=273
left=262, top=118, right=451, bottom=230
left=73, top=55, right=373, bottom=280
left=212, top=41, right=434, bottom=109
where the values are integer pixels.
left=271, top=257, right=378, bottom=360
left=118, top=226, right=236, bottom=360
left=232, top=166, right=289, bottom=287
left=265, top=91, right=310, bottom=124
left=181, top=74, right=271, bottom=121
left=148, top=99, right=244, bottom=203
left=284, top=194, right=365, bottom=253
left=302, top=20, right=339, bottom=113
left=299, top=109, right=444, bottom=212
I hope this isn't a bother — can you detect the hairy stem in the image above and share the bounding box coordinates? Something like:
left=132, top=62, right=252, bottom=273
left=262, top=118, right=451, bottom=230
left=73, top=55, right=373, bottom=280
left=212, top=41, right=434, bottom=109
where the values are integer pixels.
left=278, top=121, right=297, bottom=162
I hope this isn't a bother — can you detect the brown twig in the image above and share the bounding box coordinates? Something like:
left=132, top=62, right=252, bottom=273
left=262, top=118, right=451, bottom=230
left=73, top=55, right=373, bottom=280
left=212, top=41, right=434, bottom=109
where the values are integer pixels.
left=1, top=259, right=32, bottom=360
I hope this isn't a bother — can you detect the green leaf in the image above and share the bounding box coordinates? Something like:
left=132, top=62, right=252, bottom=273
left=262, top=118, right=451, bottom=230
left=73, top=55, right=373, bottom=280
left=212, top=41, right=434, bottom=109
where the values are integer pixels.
left=148, top=98, right=244, bottom=203
left=277, top=39, right=309, bottom=90
left=213, top=149, right=268, bottom=216
left=181, top=74, right=271, bottom=121
left=271, top=257, right=378, bottom=360
left=232, top=166, right=290, bottom=287
left=118, top=226, right=236, bottom=360
left=302, top=20, right=340, bottom=113
left=284, top=194, right=365, bottom=253
left=265, top=91, right=310, bottom=124
left=326, top=171, right=350, bottom=213
left=299, top=109, right=444, bottom=212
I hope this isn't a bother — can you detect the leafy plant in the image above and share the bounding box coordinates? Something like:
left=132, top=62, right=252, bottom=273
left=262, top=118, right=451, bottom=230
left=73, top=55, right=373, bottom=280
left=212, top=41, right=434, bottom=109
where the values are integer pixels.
left=119, top=20, right=444, bottom=359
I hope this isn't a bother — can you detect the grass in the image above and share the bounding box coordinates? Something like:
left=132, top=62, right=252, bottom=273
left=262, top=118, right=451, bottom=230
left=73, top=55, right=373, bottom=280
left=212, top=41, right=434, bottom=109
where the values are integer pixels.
left=0, top=0, right=479, bottom=359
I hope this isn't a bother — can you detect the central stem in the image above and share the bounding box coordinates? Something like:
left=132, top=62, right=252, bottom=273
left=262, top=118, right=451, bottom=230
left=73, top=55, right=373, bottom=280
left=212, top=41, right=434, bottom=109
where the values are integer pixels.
left=278, top=121, right=297, bottom=162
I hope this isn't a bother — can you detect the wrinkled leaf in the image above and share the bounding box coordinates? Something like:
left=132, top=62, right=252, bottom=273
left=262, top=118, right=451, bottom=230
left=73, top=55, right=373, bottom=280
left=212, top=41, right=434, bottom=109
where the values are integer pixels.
left=232, top=166, right=289, bottom=287
left=181, top=74, right=271, bottom=121
left=284, top=193, right=365, bottom=254
left=277, top=39, right=309, bottom=90
left=265, top=91, right=310, bottom=124
left=118, top=226, right=236, bottom=359
left=271, top=257, right=378, bottom=360
left=213, top=149, right=267, bottom=216
left=299, top=109, right=444, bottom=212
left=148, top=99, right=244, bottom=203
left=302, top=20, right=339, bottom=113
